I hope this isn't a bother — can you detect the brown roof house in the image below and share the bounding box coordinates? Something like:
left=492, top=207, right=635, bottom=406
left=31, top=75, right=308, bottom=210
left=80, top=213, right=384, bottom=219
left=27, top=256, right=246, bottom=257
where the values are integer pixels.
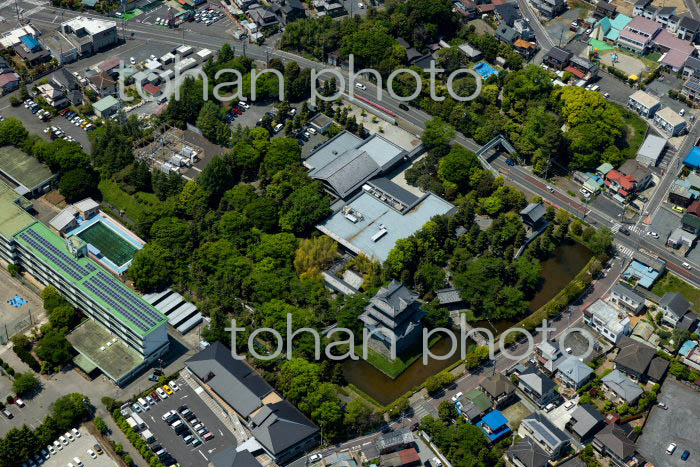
left=479, top=373, right=516, bottom=409
left=88, top=70, right=116, bottom=97
left=614, top=336, right=669, bottom=383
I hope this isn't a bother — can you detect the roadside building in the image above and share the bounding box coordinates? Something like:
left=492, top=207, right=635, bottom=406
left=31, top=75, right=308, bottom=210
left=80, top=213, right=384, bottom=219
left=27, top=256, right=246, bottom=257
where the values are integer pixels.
left=584, top=299, right=631, bottom=343
left=520, top=202, right=547, bottom=228
left=622, top=253, right=665, bottom=288
left=619, top=159, right=653, bottom=191
left=530, top=0, right=565, bottom=19
left=668, top=227, right=696, bottom=249
left=682, top=212, right=700, bottom=234
left=654, top=107, right=687, bottom=136
left=379, top=448, right=421, bottom=467
left=669, top=178, right=697, bottom=206
left=59, top=16, right=118, bottom=58
left=677, top=15, right=700, bottom=42
left=635, top=134, right=666, bottom=167
left=479, top=373, right=517, bottom=409
left=534, top=340, right=565, bottom=375
left=608, top=283, right=645, bottom=315
left=605, top=169, right=637, bottom=197
left=375, top=428, right=414, bottom=455
left=543, top=47, right=572, bottom=69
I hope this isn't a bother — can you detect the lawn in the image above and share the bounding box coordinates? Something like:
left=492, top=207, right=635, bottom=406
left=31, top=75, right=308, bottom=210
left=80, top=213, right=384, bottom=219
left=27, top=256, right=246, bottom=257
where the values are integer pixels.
left=652, top=272, right=700, bottom=313
left=365, top=335, right=442, bottom=379
left=98, top=178, right=161, bottom=223
left=617, top=105, right=648, bottom=159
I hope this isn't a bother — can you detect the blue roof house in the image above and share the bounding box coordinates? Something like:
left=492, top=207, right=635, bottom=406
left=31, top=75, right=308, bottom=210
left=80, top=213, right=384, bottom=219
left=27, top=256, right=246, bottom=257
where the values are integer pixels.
left=477, top=410, right=511, bottom=443
left=684, top=146, right=700, bottom=170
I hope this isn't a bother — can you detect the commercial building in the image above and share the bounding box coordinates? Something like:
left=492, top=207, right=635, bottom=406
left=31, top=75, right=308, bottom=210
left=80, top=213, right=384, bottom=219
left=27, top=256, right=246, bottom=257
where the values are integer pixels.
left=627, top=90, right=660, bottom=118
left=359, top=281, right=424, bottom=358
left=316, top=178, right=455, bottom=262
left=59, top=16, right=118, bottom=58
left=186, top=343, right=318, bottom=464
left=0, top=181, right=169, bottom=385
left=583, top=299, right=630, bottom=344
left=653, top=106, right=687, bottom=136
left=43, top=31, right=79, bottom=64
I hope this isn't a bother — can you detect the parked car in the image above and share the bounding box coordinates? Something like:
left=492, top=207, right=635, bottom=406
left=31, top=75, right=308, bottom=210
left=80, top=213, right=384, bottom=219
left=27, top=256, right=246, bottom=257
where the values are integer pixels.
left=59, top=435, right=68, bottom=446
left=681, top=450, right=690, bottom=461
left=72, top=428, right=81, bottom=438
left=87, top=449, right=97, bottom=459
left=93, top=444, right=103, bottom=455
left=544, top=403, right=556, bottom=412
left=53, top=440, right=62, bottom=451
left=203, top=432, right=215, bottom=441
left=169, top=381, right=180, bottom=392
left=65, top=432, right=74, bottom=442
left=163, top=385, right=173, bottom=395
left=658, top=402, right=668, bottom=410
left=667, top=443, right=677, bottom=454
left=2, top=409, right=12, bottom=419
left=14, top=398, right=25, bottom=407
left=564, top=400, right=575, bottom=410
left=309, top=453, right=323, bottom=462
left=156, top=387, right=168, bottom=399
left=146, top=396, right=155, bottom=405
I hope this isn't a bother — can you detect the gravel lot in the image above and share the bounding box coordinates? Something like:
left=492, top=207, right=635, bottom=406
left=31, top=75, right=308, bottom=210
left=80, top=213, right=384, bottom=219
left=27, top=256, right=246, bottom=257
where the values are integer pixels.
left=637, top=378, right=700, bottom=466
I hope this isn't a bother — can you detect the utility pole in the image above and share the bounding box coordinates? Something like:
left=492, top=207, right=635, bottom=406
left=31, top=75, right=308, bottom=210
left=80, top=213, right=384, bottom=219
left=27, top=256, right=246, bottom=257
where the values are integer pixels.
left=14, top=0, right=20, bottom=23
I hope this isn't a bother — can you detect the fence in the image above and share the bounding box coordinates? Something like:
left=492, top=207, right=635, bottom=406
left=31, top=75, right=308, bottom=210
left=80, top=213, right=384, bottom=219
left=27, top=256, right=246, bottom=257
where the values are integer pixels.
left=0, top=308, right=35, bottom=345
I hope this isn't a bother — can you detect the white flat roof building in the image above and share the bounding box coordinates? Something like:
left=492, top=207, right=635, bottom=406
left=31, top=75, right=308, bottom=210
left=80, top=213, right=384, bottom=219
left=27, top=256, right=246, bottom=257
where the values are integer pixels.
left=61, top=16, right=116, bottom=36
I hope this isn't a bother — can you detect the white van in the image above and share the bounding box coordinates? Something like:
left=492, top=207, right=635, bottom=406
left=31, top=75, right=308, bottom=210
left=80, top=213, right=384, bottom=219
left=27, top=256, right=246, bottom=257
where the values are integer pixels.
left=137, top=398, right=150, bottom=411
left=73, top=457, right=83, bottom=467
left=273, top=123, right=283, bottom=133
left=171, top=420, right=183, bottom=430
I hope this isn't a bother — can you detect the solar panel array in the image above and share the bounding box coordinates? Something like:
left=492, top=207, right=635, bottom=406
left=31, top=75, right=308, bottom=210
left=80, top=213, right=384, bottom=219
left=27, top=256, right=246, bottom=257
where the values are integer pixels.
left=19, top=227, right=163, bottom=334
left=84, top=278, right=150, bottom=333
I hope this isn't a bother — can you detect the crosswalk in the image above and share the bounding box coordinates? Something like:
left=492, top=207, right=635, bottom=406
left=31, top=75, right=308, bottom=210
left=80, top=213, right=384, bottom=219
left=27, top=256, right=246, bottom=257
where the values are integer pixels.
left=411, top=399, right=436, bottom=420
left=616, top=244, right=635, bottom=258
left=611, top=223, right=643, bottom=235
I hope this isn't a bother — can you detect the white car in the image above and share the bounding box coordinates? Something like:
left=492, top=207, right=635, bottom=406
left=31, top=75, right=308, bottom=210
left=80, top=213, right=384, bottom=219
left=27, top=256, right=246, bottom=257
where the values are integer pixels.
left=130, top=57, right=135, bottom=65
left=169, top=381, right=180, bottom=392
left=565, top=347, right=572, bottom=353
left=309, top=453, right=323, bottom=462
left=546, top=185, right=554, bottom=192
left=150, top=54, right=157, bottom=60
left=564, top=400, right=575, bottom=410
left=680, top=108, right=686, bottom=116
left=355, top=82, right=366, bottom=90
left=161, top=409, right=176, bottom=421
left=432, top=457, right=443, bottom=467
left=48, top=445, right=56, bottom=456
left=59, top=435, right=68, bottom=446
left=157, top=387, right=168, bottom=399
left=65, top=432, right=74, bottom=442
left=667, top=442, right=677, bottom=454
left=87, top=449, right=97, bottom=459
left=544, top=403, right=556, bottom=412
left=72, top=428, right=81, bottom=438
left=683, top=262, right=692, bottom=270
left=358, top=2, right=364, bottom=7
left=146, top=395, right=155, bottom=405
left=53, top=441, right=62, bottom=451
left=647, top=231, right=659, bottom=239
left=307, top=127, right=317, bottom=135
left=239, top=101, right=250, bottom=109
left=579, top=188, right=591, bottom=199
left=450, top=391, right=463, bottom=402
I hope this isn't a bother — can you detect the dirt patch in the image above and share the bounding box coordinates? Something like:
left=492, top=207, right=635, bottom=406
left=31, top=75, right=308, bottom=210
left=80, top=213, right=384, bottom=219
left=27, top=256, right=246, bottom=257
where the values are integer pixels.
left=610, top=0, right=688, bottom=17
left=42, top=190, right=66, bottom=207
left=502, top=400, right=534, bottom=431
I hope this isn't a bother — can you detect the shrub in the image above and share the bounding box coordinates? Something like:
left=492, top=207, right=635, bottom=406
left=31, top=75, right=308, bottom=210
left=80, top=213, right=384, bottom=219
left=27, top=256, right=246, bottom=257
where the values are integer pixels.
left=13, top=347, right=40, bottom=372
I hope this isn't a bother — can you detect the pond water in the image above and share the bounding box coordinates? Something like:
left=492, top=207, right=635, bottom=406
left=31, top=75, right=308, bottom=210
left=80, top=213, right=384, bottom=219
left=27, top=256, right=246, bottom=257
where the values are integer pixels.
left=342, top=241, right=593, bottom=405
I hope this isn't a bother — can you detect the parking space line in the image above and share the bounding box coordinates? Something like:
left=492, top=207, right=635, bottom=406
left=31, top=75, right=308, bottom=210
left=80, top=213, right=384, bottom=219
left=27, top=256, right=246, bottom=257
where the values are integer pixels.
left=198, top=450, right=208, bottom=461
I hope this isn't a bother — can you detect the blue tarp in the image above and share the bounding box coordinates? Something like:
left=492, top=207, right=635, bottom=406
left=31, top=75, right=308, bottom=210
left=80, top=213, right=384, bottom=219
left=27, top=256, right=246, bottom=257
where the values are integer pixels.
left=19, top=34, right=40, bottom=52
left=476, top=410, right=511, bottom=442
left=475, top=61, right=499, bottom=79
left=684, top=146, right=700, bottom=170
left=680, top=340, right=698, bottom=356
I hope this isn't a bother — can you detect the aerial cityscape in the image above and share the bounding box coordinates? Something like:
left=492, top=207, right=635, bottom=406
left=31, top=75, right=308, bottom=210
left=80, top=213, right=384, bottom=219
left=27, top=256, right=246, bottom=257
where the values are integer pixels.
left=2, top=0, right=700, bottom=466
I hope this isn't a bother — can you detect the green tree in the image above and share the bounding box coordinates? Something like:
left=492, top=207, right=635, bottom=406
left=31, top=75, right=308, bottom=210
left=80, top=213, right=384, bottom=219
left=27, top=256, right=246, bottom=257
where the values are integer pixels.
left=35, top=329, right=73, bottom=366
left=48, top=304, right=77, bottom=331
left=422, top=118, right=455, bottom=151
left=0, top=117, right=29, bottom=146
left=196, top=101, right=231, bottom=145
left=198, top=155, right=239, bottom=200
left=438, top=400, right=458, bottom=423
left=588, top=227, right=614, bottom=255
left=12, top=372, right=40, bottom=396
left=59, top=168, right=99, bottom=203
left=127, top=244, right=174, bottom=293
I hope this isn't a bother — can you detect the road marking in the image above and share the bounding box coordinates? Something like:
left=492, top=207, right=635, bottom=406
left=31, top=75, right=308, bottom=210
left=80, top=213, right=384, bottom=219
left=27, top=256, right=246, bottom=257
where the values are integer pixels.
left=198, top=450, right=208, bottom=461
left=219, top=429, right=223, bottom=435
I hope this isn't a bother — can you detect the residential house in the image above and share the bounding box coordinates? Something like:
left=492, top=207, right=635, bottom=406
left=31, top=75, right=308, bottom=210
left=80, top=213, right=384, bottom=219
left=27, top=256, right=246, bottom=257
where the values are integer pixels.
left=602, top=369, right=643, bottom=405
left=380, top=448, right=421, bottom=467
left=617, top=16, right=662, bottom=54
left=455, top=389, right=492, bottom=422
left=51, top=68, right=82, bottom=106
left=270, top=0, right=306, bottom=25
left=359, top=281, right=424, bottom=358
left=659, top=292, right=693, bottom=327
left=543, top=46, right=572, bottom=69
left=677, top=15, right=700, bottom=42
left=583, top=299, right=630, bottom=344
left=534, top=340, right=565, bottom=375
left=0, top=72, right=20, bottom=95
left=654, top=107, right=687, bottom=136
left=635, top=134, right=666, bottom=167
left=605, top=169, right=637, bottom=197
left=513, top=19, right=536, bottom=42
left=682, top=56, right=700, bottom=77
left=608, top=283, right=645, bottom=315
left=597, top=162, right=614, bottom=178
left=375, top=428, right=414, bottom=455
left=566, top=404, right=604, bottom=442
left=556, top=357, right=594, bottom=389
left=669, top=179, right=697, bottom=206
left=506, top=437, right=549, bottom=467
left=622, top=253, right=665, bottom=288
left=565, top=55, right=599, bottom=81
left=627, top=90, right=661, bottom=117
left=397, top=38, right=423, bottom=64
left=592, top=423, right=640, bottom=467
left=614, top=336, right=669, bottom=382
left=517, top=365, right=558, bottom=407
left=595, top=1, right=617, bottom=19
left=37, top=83, right=69, bottom=109
left=211, top=448, right=262, bottom=467
left=88, top=71, right=116, bottom=97
left=682, top=212, right=700, bottom=234
left=248, top=6, right=280, bottom=29
left=455, top=0, right=478, bottom=19
left=0, top=57, right=13, bottom=75
left=477, top=410, right=512, bottom=443
left=513, top=39, right=538, bottom=58
left=531, top=0, right=566, bottom=19
left=682, top=75, right=700, bottom=104
left=519, top=413, right=570, bottom=460
left=495, top=3, right=521, bottom=27
left=495, top=24, right=518, bottom=45
left=459, top=43, right=483, bottom=61
left=479, top=373, right=517, bottom=409
left=619, top=159, right=653, bottom=191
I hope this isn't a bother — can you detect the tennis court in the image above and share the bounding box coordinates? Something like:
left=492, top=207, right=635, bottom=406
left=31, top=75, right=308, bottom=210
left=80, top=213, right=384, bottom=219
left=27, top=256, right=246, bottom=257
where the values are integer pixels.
left=77, top=221, right=138, bottom=267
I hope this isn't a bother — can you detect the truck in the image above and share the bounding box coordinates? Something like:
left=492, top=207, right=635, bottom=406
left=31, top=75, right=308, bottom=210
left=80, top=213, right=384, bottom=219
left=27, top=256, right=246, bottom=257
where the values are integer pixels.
left=141, top=430, right=155, bottom=444
left=131, top=413, right=146, bottom=431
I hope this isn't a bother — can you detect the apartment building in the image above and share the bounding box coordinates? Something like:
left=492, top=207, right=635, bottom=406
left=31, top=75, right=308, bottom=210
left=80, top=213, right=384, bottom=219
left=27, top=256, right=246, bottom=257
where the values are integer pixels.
left=628, top=90, right=661, bottom=117
left=654, top=106, right=687, bottom=136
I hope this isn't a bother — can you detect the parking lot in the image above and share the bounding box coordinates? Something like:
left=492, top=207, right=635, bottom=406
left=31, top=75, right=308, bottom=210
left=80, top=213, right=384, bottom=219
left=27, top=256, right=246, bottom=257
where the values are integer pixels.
left=43, top=428, right=117, bottom=467
left=124, top=376, right=236, bottom=466
left=1, top=103, right=91, bottom=151
left=637, top=378, right=700, bottom=466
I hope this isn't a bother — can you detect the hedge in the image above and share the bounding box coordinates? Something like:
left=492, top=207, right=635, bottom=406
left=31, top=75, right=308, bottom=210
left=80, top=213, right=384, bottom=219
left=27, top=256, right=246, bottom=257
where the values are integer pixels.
left=13, top=347, right=41, bottom=372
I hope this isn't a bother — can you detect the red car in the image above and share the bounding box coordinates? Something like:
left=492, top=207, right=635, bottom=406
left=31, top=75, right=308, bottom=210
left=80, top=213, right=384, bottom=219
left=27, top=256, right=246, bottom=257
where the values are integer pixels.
left=233, top=108, right=243, bottom=114
left=151, top=391, right=160, bottom=402
left=60, top=109, right=69, bottom=116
